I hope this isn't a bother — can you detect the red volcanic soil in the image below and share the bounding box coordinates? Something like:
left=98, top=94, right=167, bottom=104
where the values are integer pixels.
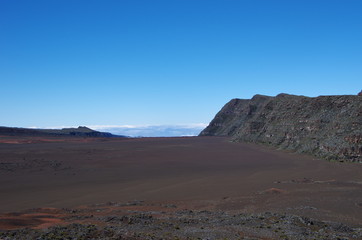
left=0, top=136, right=362, bottom=230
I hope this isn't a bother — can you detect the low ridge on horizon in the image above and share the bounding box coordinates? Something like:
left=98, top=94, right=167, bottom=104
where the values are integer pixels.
left=0, top=126, right=123, bottom=138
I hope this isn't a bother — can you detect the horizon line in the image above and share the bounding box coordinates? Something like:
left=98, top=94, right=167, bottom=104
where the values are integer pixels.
left=26, top=123, right=209, bottom=130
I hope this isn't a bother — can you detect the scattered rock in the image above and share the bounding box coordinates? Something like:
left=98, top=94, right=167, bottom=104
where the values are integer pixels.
left=260, top=188, right=287, bottom=194
left=2, top=204, right=361, bottom=240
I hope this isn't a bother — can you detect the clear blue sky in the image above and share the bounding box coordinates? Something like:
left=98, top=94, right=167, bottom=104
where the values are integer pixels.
left=1, top=0, right=361, bottom=128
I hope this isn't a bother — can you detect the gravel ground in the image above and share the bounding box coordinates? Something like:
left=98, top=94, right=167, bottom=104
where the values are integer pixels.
left=1, top=207, right=361, bottom=240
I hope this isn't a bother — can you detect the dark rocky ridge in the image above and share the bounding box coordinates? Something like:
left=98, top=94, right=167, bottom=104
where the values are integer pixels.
left=200, top=93, right=362, bottom=162
left=0, top=126, right=124, bottom=138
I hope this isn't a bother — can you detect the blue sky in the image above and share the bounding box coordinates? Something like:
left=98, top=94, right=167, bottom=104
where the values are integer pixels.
left=1, top=0, right=361, bottom=130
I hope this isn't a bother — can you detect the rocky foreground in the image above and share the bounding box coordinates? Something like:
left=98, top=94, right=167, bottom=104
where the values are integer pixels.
left=200, top=93, right=362, bottom=162
left=1, top=201, right=361, bottom=240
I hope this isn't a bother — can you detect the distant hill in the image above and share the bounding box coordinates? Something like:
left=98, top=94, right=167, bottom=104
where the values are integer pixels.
left=200, top=93, right=362, bottom=162
left=0, top=126, right=125, bottom=138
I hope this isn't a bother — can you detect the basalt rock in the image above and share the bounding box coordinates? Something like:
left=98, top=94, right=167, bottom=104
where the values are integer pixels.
left=200, top=93, right=362, bottom=162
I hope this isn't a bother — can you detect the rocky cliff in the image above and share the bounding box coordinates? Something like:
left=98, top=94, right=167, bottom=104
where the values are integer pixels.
left=200, top=94, right=362, bottom=162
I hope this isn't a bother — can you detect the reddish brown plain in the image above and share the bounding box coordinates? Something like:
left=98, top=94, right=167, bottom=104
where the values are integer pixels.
left=0, top=136, right=361, bottom=229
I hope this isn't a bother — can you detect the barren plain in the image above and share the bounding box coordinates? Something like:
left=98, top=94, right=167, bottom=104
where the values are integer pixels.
left=0, top=136, right=361, bottom=239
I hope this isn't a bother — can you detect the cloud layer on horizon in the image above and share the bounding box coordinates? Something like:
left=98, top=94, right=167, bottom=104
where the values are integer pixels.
left=91, top=124, right=208, bottom=137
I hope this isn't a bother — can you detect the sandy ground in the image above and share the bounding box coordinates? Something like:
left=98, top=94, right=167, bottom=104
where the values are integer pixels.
left=0, top=136, right=362, bottom=231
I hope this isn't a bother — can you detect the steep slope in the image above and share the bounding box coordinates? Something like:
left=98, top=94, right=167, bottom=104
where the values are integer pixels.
left=200, top=94, right=362, bottom=162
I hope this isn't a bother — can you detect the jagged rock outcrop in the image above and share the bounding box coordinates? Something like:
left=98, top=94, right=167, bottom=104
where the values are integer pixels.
left=200, top=94, right=362, bottom=162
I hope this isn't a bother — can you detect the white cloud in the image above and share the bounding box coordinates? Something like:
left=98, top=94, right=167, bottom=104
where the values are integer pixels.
left=87, top=123, right=208, bottom=130
left=90, top=124, right=208, bottom=137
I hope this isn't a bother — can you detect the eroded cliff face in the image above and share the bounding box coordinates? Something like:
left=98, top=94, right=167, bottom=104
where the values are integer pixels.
left=200, top=94, right=362, bottom=162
